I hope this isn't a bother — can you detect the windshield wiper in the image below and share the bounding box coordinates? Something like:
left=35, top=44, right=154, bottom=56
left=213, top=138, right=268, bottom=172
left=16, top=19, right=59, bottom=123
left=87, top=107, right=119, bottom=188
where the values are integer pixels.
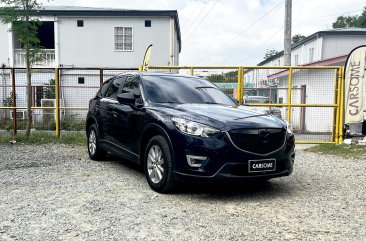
left=233, top=113, right=268, bottom=120
left=204, top=101, right=220, bottom=104
left=155, top=101, right=178, bottom=104
left=195, top=86, right=216, bottom=89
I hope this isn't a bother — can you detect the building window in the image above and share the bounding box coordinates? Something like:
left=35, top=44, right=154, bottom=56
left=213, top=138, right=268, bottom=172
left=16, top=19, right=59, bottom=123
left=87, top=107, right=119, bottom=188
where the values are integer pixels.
left=114, top=27, right=133, bottom=51
left=77, top=20, right=84, bottom=27
left=78, top=77, right=85, bottom=84
left=309, top=48, right=314, bottom=62
left=35, top=86, right=44, bottom=107
left=294, top=54, right=299, bottom=66
left=145, top=20, right=151, bottom=27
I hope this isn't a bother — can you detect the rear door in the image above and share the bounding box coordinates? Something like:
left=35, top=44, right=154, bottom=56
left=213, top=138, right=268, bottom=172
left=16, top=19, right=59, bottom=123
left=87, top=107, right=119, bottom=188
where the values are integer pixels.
left=99, top=76, right=127, bottom=142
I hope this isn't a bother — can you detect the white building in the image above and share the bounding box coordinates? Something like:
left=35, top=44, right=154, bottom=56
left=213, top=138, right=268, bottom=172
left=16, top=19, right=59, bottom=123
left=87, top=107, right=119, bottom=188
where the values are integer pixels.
left=0, top=6, right=181, bottom=68
left=0, top=6, right=182, bottom=122
left=245, top=29, right=366, bottom=134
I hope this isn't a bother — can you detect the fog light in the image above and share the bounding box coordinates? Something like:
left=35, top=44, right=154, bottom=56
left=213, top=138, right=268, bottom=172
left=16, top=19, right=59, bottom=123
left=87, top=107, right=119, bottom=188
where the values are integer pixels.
left=186, top=155, right=207, bottom=168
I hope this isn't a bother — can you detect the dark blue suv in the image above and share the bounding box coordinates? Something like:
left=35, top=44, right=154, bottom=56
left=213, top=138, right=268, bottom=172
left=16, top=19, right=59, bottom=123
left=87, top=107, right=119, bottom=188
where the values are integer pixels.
left=86, top=72, right=295, bottom=193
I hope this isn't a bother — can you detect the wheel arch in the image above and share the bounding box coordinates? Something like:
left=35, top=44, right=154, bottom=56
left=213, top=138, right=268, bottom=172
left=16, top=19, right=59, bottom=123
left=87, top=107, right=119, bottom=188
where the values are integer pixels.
left=140, top=123, right=174, bottom=165
left=86, top=114, right=99, bottom=134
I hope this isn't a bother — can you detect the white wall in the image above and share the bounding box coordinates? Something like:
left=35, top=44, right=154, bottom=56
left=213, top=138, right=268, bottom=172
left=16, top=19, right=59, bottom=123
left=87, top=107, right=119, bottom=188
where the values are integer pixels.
left=0, top=19, right=10, bottom=67
left=322, top=35, right=366, bottom=60
left=59, top=69, right=100, bottom=119
left=57, top=16, right=177, bottom=68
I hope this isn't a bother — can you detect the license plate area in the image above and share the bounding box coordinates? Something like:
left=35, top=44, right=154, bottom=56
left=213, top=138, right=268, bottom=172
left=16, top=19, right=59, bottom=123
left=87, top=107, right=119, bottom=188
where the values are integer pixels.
left=248, top=159, right=276, bottom=173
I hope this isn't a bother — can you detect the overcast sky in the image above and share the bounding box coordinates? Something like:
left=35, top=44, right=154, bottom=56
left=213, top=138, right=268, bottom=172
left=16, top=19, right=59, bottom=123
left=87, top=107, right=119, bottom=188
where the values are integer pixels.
left=38, top=0, right=365, bottom=66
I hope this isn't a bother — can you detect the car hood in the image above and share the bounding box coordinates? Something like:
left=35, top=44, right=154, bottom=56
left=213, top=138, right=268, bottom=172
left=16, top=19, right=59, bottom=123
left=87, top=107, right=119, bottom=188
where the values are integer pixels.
left=148, top=103, right=286, bottom=131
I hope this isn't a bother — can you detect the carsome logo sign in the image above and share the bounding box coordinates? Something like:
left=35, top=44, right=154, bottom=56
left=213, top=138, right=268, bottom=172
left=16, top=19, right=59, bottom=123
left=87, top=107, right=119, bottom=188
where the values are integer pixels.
left=344, top=46, right=366, bottom=124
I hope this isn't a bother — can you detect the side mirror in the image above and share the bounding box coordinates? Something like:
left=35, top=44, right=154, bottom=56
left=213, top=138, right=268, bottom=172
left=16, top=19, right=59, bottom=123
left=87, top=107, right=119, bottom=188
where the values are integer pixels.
left=117, top=93, right=135, bottom=105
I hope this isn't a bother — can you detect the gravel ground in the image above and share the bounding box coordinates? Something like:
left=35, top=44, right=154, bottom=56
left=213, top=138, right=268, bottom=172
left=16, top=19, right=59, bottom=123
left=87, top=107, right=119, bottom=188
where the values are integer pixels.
left=0, top=144, right=365, bottom=241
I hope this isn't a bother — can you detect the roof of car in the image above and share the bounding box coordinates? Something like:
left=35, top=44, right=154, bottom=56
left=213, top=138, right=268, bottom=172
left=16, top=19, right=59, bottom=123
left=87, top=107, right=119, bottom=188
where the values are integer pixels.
left=110, top=71, right=202, bottom=81
left=137, top=71, right=201, bottom=79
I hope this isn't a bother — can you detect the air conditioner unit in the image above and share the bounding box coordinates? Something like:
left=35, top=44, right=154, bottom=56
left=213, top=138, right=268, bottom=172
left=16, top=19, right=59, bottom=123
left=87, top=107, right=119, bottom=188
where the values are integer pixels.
left=41, top=99, right=65, bottom=122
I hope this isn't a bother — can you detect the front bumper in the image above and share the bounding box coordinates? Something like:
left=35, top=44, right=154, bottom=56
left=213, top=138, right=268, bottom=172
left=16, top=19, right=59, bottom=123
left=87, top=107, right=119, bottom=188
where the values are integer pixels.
left=169, top=129, right=295, bottom=182
left=175, top=163, right=293, bottom=182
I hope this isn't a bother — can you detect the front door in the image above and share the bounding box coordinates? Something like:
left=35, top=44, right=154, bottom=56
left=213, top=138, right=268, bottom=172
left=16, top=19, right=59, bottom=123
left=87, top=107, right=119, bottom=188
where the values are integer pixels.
left=111, top=75, right=146, bottom=156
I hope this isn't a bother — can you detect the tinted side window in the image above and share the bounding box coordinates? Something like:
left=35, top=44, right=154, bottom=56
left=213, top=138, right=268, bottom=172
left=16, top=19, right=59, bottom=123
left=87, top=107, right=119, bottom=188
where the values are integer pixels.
left=98, top=79, right=111, bottom=97
left=105, top=76, right=127, bottom=99
left=122, top=76, right=143, bottom=105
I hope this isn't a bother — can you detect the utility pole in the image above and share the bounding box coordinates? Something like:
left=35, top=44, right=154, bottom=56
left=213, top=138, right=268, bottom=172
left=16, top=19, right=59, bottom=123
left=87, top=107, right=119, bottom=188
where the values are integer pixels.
left=284, top=0, right=292, bottom=66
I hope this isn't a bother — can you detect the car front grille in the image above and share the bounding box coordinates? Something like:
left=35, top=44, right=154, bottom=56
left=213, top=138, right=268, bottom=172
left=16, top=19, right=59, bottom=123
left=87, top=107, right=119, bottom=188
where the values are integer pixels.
left=227, top=128, right=286, bottom=155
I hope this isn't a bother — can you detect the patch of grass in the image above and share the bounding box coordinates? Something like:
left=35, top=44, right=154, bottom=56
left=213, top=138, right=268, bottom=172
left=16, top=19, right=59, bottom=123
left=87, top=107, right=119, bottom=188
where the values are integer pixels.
left=305, top=144, right=366, bottom=158
left=0, top=118, right=27, bottom=131
left=35, top=116, right=85, bottom=131
left=0, top=132, right=86, bottom=146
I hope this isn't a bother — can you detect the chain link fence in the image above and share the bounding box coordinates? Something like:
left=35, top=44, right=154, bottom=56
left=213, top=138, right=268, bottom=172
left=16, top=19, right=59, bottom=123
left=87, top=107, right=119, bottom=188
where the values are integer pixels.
left=0, top=66, right=344, bottom=144
left=0, top=68, right=136, bottom=135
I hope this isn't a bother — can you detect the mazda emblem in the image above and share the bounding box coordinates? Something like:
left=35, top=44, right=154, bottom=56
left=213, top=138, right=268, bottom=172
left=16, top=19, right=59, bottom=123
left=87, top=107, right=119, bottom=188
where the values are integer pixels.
left=259, top=129, right=270, bottom=143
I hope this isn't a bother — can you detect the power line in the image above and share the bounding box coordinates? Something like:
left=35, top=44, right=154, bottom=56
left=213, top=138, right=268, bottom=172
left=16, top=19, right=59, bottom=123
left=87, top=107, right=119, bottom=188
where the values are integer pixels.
left=237, top=30, right=282, bottom=65
left=294, top=9, right=363, bottom=20
left=236, top=8, right=365, bottom=65
left=194, top=0, right=284, bottom=63
left=181, top=1, right=211, bottom=30
left=217, top=2, right=284, bottom=65
left=183, top=1, right=219, bottom=41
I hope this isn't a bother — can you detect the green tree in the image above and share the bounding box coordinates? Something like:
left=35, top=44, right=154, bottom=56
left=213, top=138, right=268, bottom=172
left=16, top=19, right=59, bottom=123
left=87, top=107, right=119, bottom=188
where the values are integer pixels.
left=357, top=7, right=366, bottom=27
left=264, top=49, right=278, bottom=60
left=207, top=70, right=238, bottom=83
left=332, top=15, right=359, bottom=28
left=44, top=78, right=55, bottom=99
left=0, top=0, right=44, bottom=136
left=332, top=7, right=366, bottom=28
left=292, top=34, right=306, bottom=44
left=2, top=92, right=14, bottom=107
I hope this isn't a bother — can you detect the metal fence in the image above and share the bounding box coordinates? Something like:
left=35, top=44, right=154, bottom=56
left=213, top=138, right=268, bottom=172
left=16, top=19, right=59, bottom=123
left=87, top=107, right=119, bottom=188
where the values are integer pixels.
left=0, top=68, right=137, bottom=135
left=0, top=66, right=345, bottom=144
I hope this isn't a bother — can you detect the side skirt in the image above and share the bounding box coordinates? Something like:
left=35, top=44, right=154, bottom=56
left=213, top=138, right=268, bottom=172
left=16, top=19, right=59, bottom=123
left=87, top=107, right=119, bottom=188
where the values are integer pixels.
left=100, top=140, right=140, bottom=164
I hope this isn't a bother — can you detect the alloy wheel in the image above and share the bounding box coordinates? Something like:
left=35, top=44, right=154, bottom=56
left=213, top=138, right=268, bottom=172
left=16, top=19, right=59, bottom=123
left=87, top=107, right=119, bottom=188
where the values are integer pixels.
left=147, top=145, right=165, bottom=184
left=88, top=129, right=97, bottom=156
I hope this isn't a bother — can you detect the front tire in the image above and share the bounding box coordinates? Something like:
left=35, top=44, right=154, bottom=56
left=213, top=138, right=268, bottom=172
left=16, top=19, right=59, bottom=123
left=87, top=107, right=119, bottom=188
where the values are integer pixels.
left=144, top=135, right=176, bottom=193
left=87, top=124, right=107, bottom=160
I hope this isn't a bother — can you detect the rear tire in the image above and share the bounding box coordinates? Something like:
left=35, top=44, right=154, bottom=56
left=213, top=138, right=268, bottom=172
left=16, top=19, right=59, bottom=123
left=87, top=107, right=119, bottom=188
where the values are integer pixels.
left=144, top=135, right=176, bottom=193
left=87, top=124, right=107, bottom=160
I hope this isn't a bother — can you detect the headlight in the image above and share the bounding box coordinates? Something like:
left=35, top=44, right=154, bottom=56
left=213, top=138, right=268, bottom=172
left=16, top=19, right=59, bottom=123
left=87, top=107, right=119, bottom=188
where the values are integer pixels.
left=284, top=120, right=293, bottom=134
left=171, top=118, right=220, bottom=137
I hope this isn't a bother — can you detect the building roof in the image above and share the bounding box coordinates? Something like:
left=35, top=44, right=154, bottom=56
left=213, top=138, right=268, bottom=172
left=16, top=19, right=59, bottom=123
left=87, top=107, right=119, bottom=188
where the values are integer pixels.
left=8, top=6, right=183, bottom=52
left=258, top=28, right=366, bottom=66
left=267, top=55, right=348, bottom=80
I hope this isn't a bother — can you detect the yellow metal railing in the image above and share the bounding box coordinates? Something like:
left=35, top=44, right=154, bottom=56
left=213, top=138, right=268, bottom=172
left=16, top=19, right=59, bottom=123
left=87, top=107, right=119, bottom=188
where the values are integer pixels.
left=0, top=66, right=345, bottom=144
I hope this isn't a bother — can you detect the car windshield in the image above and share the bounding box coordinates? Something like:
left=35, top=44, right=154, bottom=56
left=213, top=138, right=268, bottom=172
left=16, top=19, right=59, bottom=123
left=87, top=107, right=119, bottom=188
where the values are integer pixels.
left=142, top=75, right=236, bottom=105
